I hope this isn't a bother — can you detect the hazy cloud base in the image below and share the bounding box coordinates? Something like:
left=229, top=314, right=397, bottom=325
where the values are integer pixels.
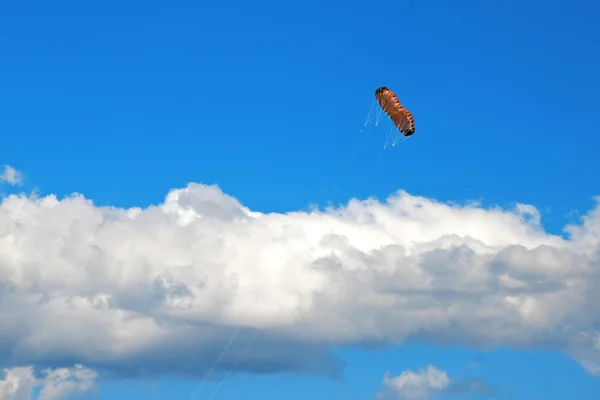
left=1, top=175, right=600, bottom=384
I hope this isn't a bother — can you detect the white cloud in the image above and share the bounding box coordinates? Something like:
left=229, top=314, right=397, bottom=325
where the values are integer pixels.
left=0, top=180, right=600, bottom=379
left=0, top=165, right=23, bottom=186
left=0, top=365, right=97, bottom=400
left=377, top=365, right=450, bottom=399
left=376, top=365, right=501, bottom=399
left=0, top=367, right=38, bottom=400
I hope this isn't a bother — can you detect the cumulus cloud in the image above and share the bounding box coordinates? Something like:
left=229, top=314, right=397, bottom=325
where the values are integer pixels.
left=376, top=365, right=501, bottom=399
left=0, top=179, right=600, bottom=380
left=0, top=165, right=23, bottom=186
left=0, top=364, right=97, bottom=400
left=377, top=365, right=450, bottom=399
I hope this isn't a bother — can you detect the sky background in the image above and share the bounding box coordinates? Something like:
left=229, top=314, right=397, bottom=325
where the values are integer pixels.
left=1, top=0, right=600, bottom=399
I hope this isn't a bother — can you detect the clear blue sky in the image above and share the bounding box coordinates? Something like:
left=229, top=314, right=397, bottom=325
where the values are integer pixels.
left=1, top=0, right=600, bottom=399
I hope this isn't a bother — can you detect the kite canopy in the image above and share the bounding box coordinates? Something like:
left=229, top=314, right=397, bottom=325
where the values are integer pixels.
left=375, top=87, right=416, bottom=137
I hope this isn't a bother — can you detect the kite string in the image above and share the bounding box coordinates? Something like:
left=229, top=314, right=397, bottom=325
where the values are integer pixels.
left=317, top=98, right=378, bottom=206
left=188, top=326, right=241, bottom=400
left=332, top=131, right=371, bottom=198
left=199, top=101, right=375, bottom=399
left=318, top=127, right=364, bottom=205
left=206, top=329, right=257, bottom=400
left=185, top=290, right=261, bottom=400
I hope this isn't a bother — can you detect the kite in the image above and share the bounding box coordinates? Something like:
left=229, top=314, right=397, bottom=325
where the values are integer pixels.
left=374, top=86, right=416, bottom=138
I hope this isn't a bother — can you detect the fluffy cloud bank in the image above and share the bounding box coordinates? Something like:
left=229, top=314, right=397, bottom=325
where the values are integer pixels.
left=1, top=176, right=600, bottom=380
left=0, top=365, right=97, bottom=400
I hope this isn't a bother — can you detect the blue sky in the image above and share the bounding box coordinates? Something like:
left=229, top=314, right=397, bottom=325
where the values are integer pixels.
left=1, top=0, right=600, bottom=399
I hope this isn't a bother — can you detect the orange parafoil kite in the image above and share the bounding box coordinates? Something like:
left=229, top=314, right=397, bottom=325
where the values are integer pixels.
left=375, top=87, right=416, bottom=137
